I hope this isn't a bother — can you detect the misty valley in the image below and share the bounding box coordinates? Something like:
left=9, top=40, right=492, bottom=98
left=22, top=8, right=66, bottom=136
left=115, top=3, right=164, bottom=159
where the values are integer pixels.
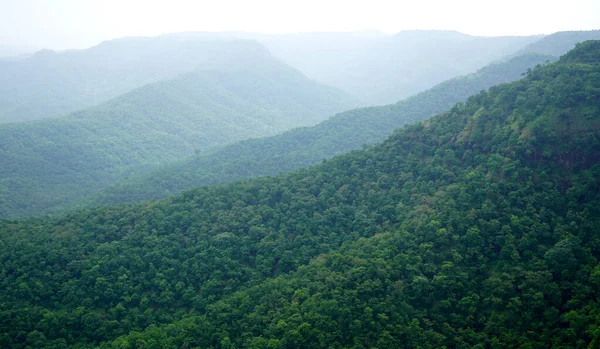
left=0, top=24, right=600, bottom=348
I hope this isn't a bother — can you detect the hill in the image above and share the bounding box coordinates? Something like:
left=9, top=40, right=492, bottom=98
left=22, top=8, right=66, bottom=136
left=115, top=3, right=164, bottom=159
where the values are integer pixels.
left=0, top=47, right=357, bottom=219
left=172, top=30, right=541, bottom=105
left=0, top=37, right=336, bottom=123
left=256, top=30, right=600, bottom=105
left=0, top=41, right=599, bottom=348
left=76, top=52, right=553, bottom=210
left=318, top=30, right=541, bottom=105
left=516, top=30, right=600, bottom=56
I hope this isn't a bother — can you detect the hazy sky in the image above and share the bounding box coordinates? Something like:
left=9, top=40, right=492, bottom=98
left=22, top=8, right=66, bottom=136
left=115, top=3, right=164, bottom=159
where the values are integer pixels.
left=1, top=0, right=599, bottom=50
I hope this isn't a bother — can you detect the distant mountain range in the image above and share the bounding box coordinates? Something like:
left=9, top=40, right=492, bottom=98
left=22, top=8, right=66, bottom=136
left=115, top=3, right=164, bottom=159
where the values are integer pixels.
left=0, top=44, right=357, bottom=218
left=0, top=38, right=346, bottom=123
left=1, top=30, right=597, bottom=220
left=167, top=30, right=544, bottom=105
left=66, top=52, right=553, bottom=212
left=260, top=30, right=544, bottom=105
left=4, top=30, right=599, bottom=125
left=1, top=40, right=598, bottom=348
left=166, top=30, right=600, bottom=106
left=514, top=30, right=600, bottom=56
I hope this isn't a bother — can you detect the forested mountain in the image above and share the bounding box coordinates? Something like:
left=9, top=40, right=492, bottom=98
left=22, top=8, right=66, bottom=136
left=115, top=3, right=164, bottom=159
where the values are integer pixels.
left=515, top=30, right=600, bottom=57
left=2, top=30, right=596, bottom=124
left=172, top=30, right=540, bottom=105
left=0, top=37, right=328, bottom=123
left=0, top=51, right=357, bottom=219
left=300, top=31, right=540, bottom=105
left=1, top=41, right=599, bottom=348
left=76, top=52, right=553, bottom=210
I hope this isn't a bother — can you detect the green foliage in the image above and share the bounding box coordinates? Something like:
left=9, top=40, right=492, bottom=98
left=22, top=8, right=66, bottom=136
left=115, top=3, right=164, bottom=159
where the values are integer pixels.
left=79, top=53, right=554, bottom=210
left=1, top=41, right=600, bottom=347
left=0, top=53, right=357, bottom=219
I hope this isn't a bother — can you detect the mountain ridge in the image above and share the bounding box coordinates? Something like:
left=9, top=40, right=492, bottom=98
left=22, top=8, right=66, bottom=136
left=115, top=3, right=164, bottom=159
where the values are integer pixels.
left=0, top=37, right=311, bottom=123
left=1, top=40, right=599, bottom=348
left=165, top=30, right=544, bottom=104
left=65, top=52, right=554, bottom=213
left=0, top=51, right=357, bottom=218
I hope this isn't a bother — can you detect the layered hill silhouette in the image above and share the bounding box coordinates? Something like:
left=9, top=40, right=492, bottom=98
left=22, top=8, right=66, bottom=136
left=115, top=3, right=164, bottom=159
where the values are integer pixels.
left=1, top=41, right=599, bottom=348
left=515, top=29, right=600, bottom=56
left=0, top=38, right=345, bottom=123
left=170, top=30, right=542, bottom=105
left=171, top=30, right=600, bottom=106
left=73, top=52, right=553, bottom=211
left=3, top=30, right=598, bottom=125
left=0, top=47, right=357, bottom=218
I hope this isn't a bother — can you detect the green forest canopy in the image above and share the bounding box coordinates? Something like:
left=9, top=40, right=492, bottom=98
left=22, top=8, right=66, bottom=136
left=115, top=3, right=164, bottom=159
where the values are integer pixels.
left=0, top=41, right=599, bottom=348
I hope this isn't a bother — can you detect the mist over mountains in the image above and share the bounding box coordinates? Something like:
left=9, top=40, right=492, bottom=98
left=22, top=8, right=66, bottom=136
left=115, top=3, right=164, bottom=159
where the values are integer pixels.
left=166, top=30, right=543, bottom=105
left=61, top=52, right=553, bottom=213
left=0, top=42, right=356, bottom=218
left=0, top=24, right=600, bottom=348
left=3, top=29, right=600, bottom=125
left=1, top=39, right=600, bottom=348
left=0, top=38, right=322, bottom=123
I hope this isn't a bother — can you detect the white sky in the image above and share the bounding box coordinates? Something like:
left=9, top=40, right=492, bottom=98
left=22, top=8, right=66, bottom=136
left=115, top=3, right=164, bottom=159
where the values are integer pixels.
left=1, top=0, right=599, bottom=50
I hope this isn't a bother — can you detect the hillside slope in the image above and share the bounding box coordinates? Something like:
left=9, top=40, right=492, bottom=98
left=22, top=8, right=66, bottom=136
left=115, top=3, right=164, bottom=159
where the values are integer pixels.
left=515, top=29, right=600, bottom=56
left=0, top=37, right=332, bottom=123
left=77, top=52, right=553, bottom=210
left=0, top=48, right=357, bottom=219
left=0, top=41, right=599, bottom=348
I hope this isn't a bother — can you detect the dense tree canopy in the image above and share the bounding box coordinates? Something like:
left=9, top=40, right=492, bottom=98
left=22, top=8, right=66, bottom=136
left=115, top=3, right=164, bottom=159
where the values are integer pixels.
left=0, top=41, right=599, bottom=348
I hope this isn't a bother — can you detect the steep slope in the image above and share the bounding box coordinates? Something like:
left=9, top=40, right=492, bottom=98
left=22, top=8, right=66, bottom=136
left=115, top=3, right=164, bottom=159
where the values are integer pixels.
left=0, top=51, right=357, bottom=219
left=172, top=30, right=540, bottom=105
left=0, top=37, right=330, bottom=123
left=78, top=52, right=553, bottom=209
left=0, top=41, right=599, bottom=348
